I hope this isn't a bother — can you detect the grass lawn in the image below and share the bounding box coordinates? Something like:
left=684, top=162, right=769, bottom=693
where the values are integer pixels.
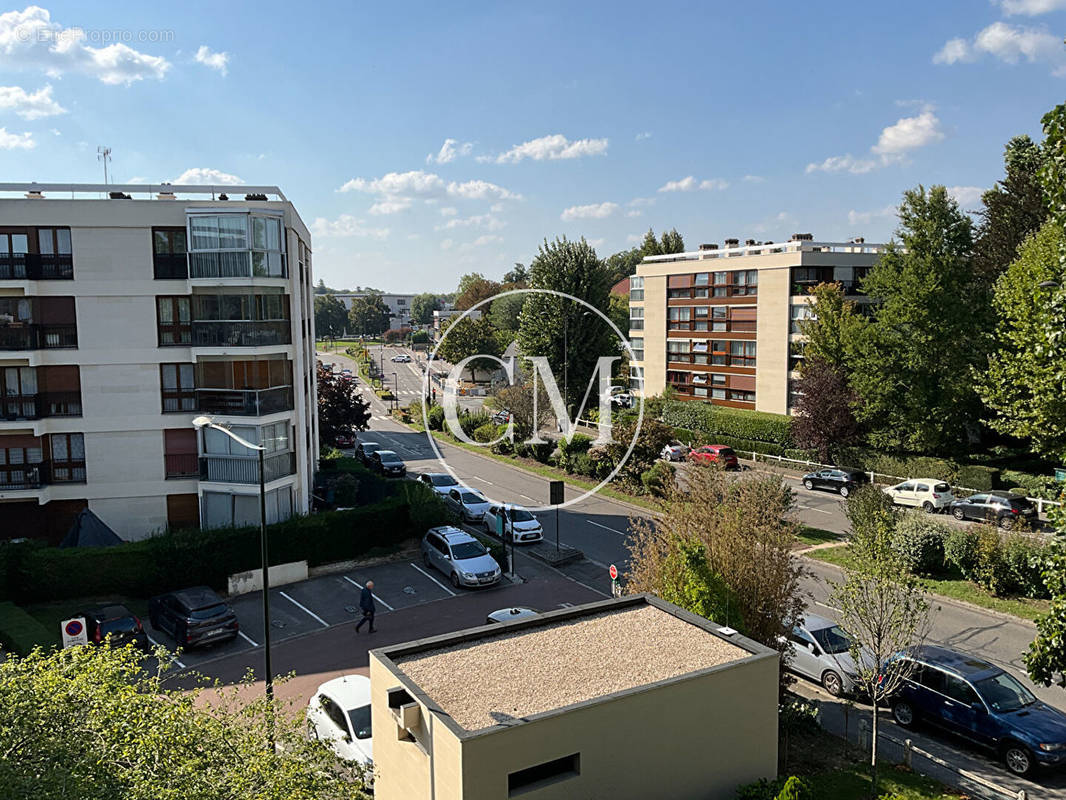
left=809, top=544, right=1050, bottom=621
left=808, top=763, right=962, bottom=799
left=23, top=597, right=151, bottom=647
left=796, top=526, right=843, bottom=547
left=316, top=339, right=382, bottom=351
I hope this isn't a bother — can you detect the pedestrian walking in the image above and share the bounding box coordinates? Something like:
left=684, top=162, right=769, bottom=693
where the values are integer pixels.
left=355, top=580, right=376, bottom=633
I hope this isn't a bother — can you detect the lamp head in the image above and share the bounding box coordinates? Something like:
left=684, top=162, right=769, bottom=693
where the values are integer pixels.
left=191, top=415, right=213, bottom=429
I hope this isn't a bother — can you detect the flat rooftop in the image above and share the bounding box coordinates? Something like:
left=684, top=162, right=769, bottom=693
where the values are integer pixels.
left=394, top=599, right=751, bottom=732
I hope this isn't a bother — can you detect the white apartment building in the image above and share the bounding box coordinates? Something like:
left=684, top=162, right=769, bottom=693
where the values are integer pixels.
left=333, top=292, right=415, bottom=331
left=0, top=183, right=317, bottom=542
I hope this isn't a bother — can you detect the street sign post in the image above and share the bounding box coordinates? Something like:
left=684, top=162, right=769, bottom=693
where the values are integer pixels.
left=549, top=480, right=564, bottom=554
left=61, top=616, right=88, bottom=648
left=609, top=564, right=620, bottom=597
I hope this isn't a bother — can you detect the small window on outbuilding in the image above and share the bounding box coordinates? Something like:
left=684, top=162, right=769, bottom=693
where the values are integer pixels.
left=508, top=753, right=580, bottom=797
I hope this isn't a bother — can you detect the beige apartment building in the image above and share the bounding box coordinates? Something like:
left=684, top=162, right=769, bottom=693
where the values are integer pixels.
left=629, top=234, right=885, bottom=415
left=0, top=182, right=317, bottom=541
left=370, top=594, right=779, bottom=800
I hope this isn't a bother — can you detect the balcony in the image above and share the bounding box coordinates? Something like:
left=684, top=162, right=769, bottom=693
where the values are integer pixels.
left=199, top=451, right=296, bottom=484
left=0, top=461, right=49, bottom=490
left=1, top=392, right=82, bottom=421
left=0, top=253, right=74, bottom=280
left=164, top=453, right=199, bottom=479
left=188, top=251, right=287, bottom=280
left=191, top=320, right=291, bottom=347
left=195, top=385, right=293, bottom=416
left=0, top=324, right=78, bottom=350
left=153, top=253, right=188, bottom=280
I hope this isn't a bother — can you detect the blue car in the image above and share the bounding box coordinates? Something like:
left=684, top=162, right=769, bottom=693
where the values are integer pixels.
left=889, top=645, right=1066, bottom=777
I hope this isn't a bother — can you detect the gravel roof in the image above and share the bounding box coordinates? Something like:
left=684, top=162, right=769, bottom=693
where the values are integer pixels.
left=396, top=604, right=748, bottom=731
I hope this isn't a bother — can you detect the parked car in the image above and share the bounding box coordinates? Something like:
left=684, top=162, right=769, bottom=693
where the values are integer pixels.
left=660, top=441, right=690, bottom=462
left=421, top=526, right=501, bottom=589
left=371, top=449, right=406, bottom=477
left=609, top=388, right=634, bottom=408
left=418, top=472, right=459, bottom=496
left=482, top=504, right=544, bottom=543
left=148, top=586, right=238, bottom=648
left=445, top=487, right=491, bottom=521
left=391, top=354, right=412, bottom=363
left=889, top=644, right=1066, bottom=776
left=785, top=613, right=870, bottom=697
left=356, top=441, right=382, bottom=465
left=949, top=492, right=1038, bottom=529
left=79, top=604, right=149, bottom=651
left=687, top=445, right=740, bottom=470
left=491, top=409, right=512, bottom=425
left=802, top=468, right=868, bottom=497
left=307, top=674, right=373, bottom=766
left=486, top=607, right=540, bottom=625
left=334, top=431, right=355, bottom=449
left=883, top=479, right=954, bottom=512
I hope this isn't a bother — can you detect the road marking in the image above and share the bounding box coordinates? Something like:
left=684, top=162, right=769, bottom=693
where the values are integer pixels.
left=145, top=634, right=186, bottom=668
left=278, top=591, right=330, bottom=627
left=815, top=601, right=842, bottom=614
left=343, top=575, right=395, bottom=611
left=798, top=505, right=833, bottom=515
left=410, top=562, right=458, bottom=596
left=238, top=630, right=259, bottom=647
left=472, top=476, right=494, bottom=486
left=559, top=602, right=574, bottom=608
left=588, top=520, right=626, bottom=535
left=517, top=492, right=534, bottom=502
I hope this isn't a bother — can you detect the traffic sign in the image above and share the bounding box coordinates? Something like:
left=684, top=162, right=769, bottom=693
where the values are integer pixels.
left=609, top=564, right=618, bottom=580
left=549, top=480, right=565, bottom=506
left=61, top=616, right=88, bottom=648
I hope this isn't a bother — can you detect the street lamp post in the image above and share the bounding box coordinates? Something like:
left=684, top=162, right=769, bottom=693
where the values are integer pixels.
left=192, top=415, right=274, bottom=741
left=392, top=372, right=398, bottom=412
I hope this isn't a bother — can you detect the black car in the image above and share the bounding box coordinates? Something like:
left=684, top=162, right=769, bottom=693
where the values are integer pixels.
left=356, top=441, right=382, bottom=465
left=950, top=492, right=1038, bottom=529
left=802, top=468, right=868, bottom=497
left=148, top=586, right=239, bottom=648
left=371, top=449, right=406, bottom=477
left=80, top=604, right=149, bottom=651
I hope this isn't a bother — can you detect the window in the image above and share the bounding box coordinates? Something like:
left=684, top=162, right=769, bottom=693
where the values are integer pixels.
left=37, top=228, right=72, bottom=257
left=790, top=303, right=815, bottom=334
left=629, top=276, right=644, bottom=301
left=202, top=485, right=292, bottom=527
left=261, top=421, right=291, bottom=454
left=203, top=424, right=258, bottom=456
left=164, top=429, right=198, bottom=479
left=712, top=271, right=728, bottom=297
left=693, top=272, right=709, bottom=287
left=508, top=754, right=580, bottom=797
left=251, top=216, right=284, bottom=277
left=157, top=296, right=192, bottom=345
left=188, top=213, right=286, bottom=279
left=152, top=227, right=188, bottom=279
left=667, top=307, right=691, bottom=329
left=160, top=363, right=196, bottom=412
left=726, top=389, right=756, bottom=403
left=629, top=305, right=644, bottom=331
left=711, top=306, right=727, bottom=331
left=734, top=270, right=758, bottom=295
left=629, top=336, right=644, bottom=361
left=730, top=341, right=756, bottom=368
left=50, top=433, right=85, bottom=482
left=711, top=373, right=726, bottom=385
left=710, top=341, right=727, bottom=366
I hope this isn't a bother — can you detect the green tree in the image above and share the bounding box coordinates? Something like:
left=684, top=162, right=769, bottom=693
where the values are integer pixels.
left=0, top=644, right=370, bottom=800
left=455, top=275, right=502, bottom=311
left=517, top=237, right=615, bottom=412
left=849, top=185, right=981, bottom=453
left=503, top=263, right=528, bottom=285
left=436, top=315, right=502, bottom=380
left=798, top=282, right=863, bottom=369
left=409, top=292, right=441, bottom=326
left=1025, top=502, right=1066, bottom=688
left=316, top=363, right=371, bottom=443
left=488, top=291, right=527, bottom=334
left=313, top=293, right=348, bottom=339
left=347, top=293, right=389, bottom=336
left=659, top=227, right=685, bottom=254
left=640, top=228, right=661, bottom=257
left=604, top=246, right=643, bottom=286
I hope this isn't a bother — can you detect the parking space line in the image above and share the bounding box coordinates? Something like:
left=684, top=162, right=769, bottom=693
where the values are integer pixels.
left=815, top=600, right=842, bottom=614
left=410, top=563, right=457, bottom=596
left=588, top=520, right=625, bottom=535
left=517, top=492, right=534, bottom=502
left=473, top=476, right=494, bottom=486
left=798, top=505, right=833, bottom=515
left=343, top=576, right=395, bottom=611
left=145, top=634, right=185, bottom=668
left=238, top=630, right=259, bottom=647
left=278, top=591, right=329, bottom=627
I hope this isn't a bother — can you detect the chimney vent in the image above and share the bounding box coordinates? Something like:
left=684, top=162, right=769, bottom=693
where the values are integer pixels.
left=699, top=243, right=718, bottom=251
left=109, top=191, right=132, bottom=200
left=790, top=232, right=814, bottom=241
left=850, top=236, right=864, bottom=244
left=745, top=239, right=757, bottom=246
left=244, top=193, right=268, bottom=201
left=724, top=238, right=739, bottom=248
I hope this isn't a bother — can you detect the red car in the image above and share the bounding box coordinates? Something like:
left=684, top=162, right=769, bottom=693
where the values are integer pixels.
left=687, top=444, right=740, bottom=470
left=334, top=432, right=355, bottom=448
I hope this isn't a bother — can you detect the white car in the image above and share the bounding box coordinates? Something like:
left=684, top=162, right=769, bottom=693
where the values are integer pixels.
left=390, top=354, right=412, bottom=363
left=307, top=674, right=373, bottom=766
left=883, top=479, right=954, bottom=512
left=418, top=472, right=459, bottom=497
left=483, top=504, right=544, bottom=544
left=444, top=487, right=491, bottom=522
left=486, top=607, right=540, bottom=624
left=660, top=442, right=690, bottom=462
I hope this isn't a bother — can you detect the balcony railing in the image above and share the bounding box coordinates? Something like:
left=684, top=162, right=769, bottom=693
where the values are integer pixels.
left=188, top=251, right=287, bottom=279
left=191, top=320, right=292, bottom=347
left=792, top=280, right=864, bottom=296
left=0, top=253, right=74, bottom=280
left=153, top=253, right=188, bottom=280
left=0, top=461, right=48, bottom=490
left=0, top=324, right=78, bottom=350
left=164, top=453, right=199, bottom=479
left=195, top=385, right=294, bottom=416
left=199, top=451, right=296, bottom=484
left=1, top=392, right=82, bottom=421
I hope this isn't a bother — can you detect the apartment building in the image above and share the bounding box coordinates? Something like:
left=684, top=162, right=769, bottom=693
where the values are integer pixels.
left=334, top=291, right=416, bottom=331
left=0, top=183, right=317, bottom=542
left=370, top=594, right=779, bottom=800
left=629, top=234, right=885, bottom=415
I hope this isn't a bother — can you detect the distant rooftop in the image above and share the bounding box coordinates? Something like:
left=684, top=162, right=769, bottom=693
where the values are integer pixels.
left=392, top=597, right=753, bottom=732
left=643, top=236, right=887, bottom=264
left=0, top=182, right=287, bottom=202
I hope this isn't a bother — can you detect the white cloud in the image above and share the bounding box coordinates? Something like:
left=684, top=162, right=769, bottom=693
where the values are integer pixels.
left=0, top=127, right=34, bottom=149
left=560, top=201, right=619, bottom=221
left=439, top=206, right=458, bottom=216
left=658, top=176, right=729, bottom=192
left=426, top=138, right=473, bottom=164
left=586, top=237, right=605, bottom=247
left=751, top=211, right=797, bottom=234
left=337, top=170, right=520, bottom=217
left=805, top=154, right=881, bottom=174
left=339, top=170, right=444, bottom=196
left=847, top=205, right=897, bottom=226
left=626, top=233, right=643, bottom=244
left=0, top=6, right=170, bottom=85
left=0, top=84, right=65, bottom=119
left=446, top=178, right=519, bottom=200
left=635, top=132, right=652, bottom=142
left=934, top=22, right=1066, bottom=75
left=807, top=108, right=945, bottom=174
left=743, top=174, right=766, bottom=183
left=470, top=234, right=502, bottom=247
left=173, top=167, right=244, bottom=185
left=699, top=178, right=729, bottom=191
left=194, top=45, right=229, bottom=76
left=628, top=197, right=655, bottom=207
left=435, top=213, right=505, bottom=231
left=997, top=0, right=1066, bottom=14
left=310, top=214, right=390, bottom=239
left=368, top=198, right=413, bottom=215
left=947, top=185, right=985, bottom=207
left=49, top=126, right=60, bottom=135
left=493, top=133, right=608, bottom=164
left=625, top=210, right=642, bottom=218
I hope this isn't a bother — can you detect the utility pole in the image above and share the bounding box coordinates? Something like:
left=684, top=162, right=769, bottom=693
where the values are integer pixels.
left=97, top=147, right=112, bottom=185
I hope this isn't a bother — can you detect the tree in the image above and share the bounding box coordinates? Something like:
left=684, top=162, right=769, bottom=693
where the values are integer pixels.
left=347, top=293, right=389, bottom=336
left=848, top=185, right=982, bottom=453
left=410, top=292, right=441, bottom=326
left=798, top=282, right=863, bottom=369
left=831, top=485, right=931, bottom=798
left=313, top=293, right=348, bottom=339
left=792, top=357, right=859, bottom=462
left=640, top=228, right=661, bottom=257
left=659, top=227, right=685, bottom=254
left=604, top=246, right=643, bottom=286
left=503, top=263, right=528, bottom=285
left=1025, top=501, right=1066, bottom=687
left=487, top=291, right=527, bottom=334
left=455, top=275, right=502, bottom=311
left=0, top=643, right=370, bottom=800
left=493, top=381, right=553, bottom=440
left=316, top=363, right=371, bottom=444
left=435, top=315, right=501, bottom=380
left=517, top=237, right=615, bottom=412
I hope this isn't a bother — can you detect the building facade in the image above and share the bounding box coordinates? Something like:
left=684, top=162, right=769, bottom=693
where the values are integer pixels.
left=370, top=594, right=779, bottom=800
left=630, top=235, right=885, bottom=415
left=333, top=292, right=415, bottom=331
left=0, top=183, right=317, bottom=542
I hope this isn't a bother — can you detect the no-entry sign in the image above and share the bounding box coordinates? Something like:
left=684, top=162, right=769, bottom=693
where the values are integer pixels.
left=609, top=564, right=618, bottom=580
left=61, top=616, right=88, bottom=648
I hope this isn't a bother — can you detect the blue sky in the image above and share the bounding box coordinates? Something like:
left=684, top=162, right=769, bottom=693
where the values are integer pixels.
left=0, top=1, right=1064, bottom=292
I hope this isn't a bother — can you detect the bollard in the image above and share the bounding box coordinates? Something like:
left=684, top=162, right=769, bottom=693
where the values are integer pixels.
left=1018, top=791, right=1027, bottom=800
left=904, top=739, right=912, bottom=768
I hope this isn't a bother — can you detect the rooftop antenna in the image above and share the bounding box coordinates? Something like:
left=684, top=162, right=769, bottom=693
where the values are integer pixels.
left=97, top=146, right=112, bottom=185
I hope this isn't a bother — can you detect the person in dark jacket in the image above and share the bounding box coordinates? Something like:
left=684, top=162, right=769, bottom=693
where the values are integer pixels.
left=355, top=580, right=376, bottom=633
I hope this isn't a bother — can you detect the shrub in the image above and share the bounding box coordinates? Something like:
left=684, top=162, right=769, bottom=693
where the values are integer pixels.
left=944, top=528, right=980, bottom=578
left=571, top=452, right=597, bottom=477
left=891, top=511, right=948, bottom=574
left=458, top=410, right=491, bottom=439
left=515, top=441, right=554, bottom=463
left=775, top=776, right=812, bottom=800
left=411, top=329, right=429, bottom=344
left=0, top=601, right=56, bottom=654
left=736, top=778, right=785, bottom=800
left=472, top=423, right=500, bottom=444
left=1001, top=469, right=1057, bottom=498
left=640, top=461, right=675, bottom=498
left=867, top=455, right=957, bottom=485
left=659, top=400, right=793, bottom=447
left=1002, top=535, right=1050, bottom=598
left=332, top=474, right=361, bottom=507
left=972, top=527, right=1010, bottom=594
left=558, top=434, right=593, bottom=473
left=957, top=464, right=999, bottom=492
left=427, top=405, right=445, bottom=431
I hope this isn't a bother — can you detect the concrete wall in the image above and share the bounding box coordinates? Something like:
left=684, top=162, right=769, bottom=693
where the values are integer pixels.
left=638, top=275, right=665, bottom=396
left=754, top=265, right=791, bottom=415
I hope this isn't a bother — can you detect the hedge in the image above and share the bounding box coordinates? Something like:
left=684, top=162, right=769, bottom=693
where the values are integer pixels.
left=0, top=601, right=55, bottom=655
left=659, top=400, right=793, bottom=447
left=956, top=464, right=999, bottom=492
